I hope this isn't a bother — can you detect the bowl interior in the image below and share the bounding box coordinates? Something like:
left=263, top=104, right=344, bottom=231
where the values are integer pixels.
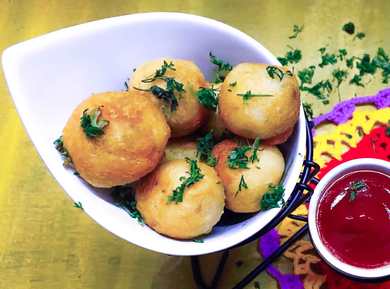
left=2, top=12, right=305, bottom=255
left=308, top=158, right=390, bottom=279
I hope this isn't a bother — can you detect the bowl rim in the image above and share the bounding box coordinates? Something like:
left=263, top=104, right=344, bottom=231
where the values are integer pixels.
left=2, top=12, right=306, bottom=256
left=308, top=158, right=390, bottom=279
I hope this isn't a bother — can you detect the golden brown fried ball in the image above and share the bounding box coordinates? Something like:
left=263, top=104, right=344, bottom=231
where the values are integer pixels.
left=218, top=63, right=300, bottom=143
left=212, top=139, right=285, bottom=213
left=163, top=139, right=197, bottom=162
left=136, top=159, right=225, bottom=239
left=63, top=91, right=170, bottom=188
left=130, top=58, right=209, bottom=137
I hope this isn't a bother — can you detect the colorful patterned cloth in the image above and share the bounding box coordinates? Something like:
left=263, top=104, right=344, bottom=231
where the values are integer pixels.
left=258, top=91, right=390, bottom=289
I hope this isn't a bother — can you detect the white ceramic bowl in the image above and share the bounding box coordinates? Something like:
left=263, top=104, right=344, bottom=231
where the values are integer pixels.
left=309, top=158, right=390, bottom=279
left=2, top=12, right=305, bottom=256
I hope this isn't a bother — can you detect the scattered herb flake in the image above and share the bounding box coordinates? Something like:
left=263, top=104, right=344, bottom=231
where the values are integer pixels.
left=297, top=66, right=316, bottom=88
left=229, top=81, right=237, bottom=87
left=209, top=52, right=233, bottom=83
left=349, top=74, right=365, bottom=87
left=235, top=175, right=248, bottom=197
left=54, top=136, right=73, bottom=167
left=332, top=68, right=349, bottom=87
left=227, top=145, right=251, bottom=169
left=142, top=60, right=176, bottom=83
left=348, top=180, right=368, bottom=202
left=302, top=102, right=314, bottom=120
left=319, top=53, right=338, bottom=68
left=266, top=66, right=287, bottom=81
left=196, top=132, right=217, bottom=167
left=342, top=22, right=355, bottom=35
left=354, top=32, right=366, bottom=40
left=73, top=201, right=83, bottom=210
left=278, top=49, right=302, bottom=66
left=289, top=24, right=304, bottom=39
left=260, top=184, right=285, bottom=210
left=196, top=87, right=218, bottom=111
left=193, top=238, right=204, bottom=243
left=111, top=185, right=144, bottom=224
left=237, top=90, right=273, bottom=103
left=168, top=158, right=204, bottom=203
left=80, top=107, right=109, bottom=138
left=250, top=138, right=261, bottom=163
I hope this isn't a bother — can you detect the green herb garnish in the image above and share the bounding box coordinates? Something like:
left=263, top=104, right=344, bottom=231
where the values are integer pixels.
left=354, top=32, right=365, bottom=40
left=342, top=22, right=355, bottom=34
left=196, top=132, right=217, bottom=167
left=338, top=49, right=348, bottom=61
left=260, top=184, right=285, bottom=210
left=229, top=81, right=237, bottom=87
left=300, top=80, right=332, bottom=104
left=319, top=53, right=338, bottom=68
left=142, top=60, right=176, bottom=83
left=297, top=66, right=316, bottom=88
left=302, top=102, right=314, bottom=120
left=73, top=201, right=83, bottom=210
left=168, top=158, right=204, bottom=203
left=209, top=52, right=233, bottom=83
left=54, top=136, right=73, bottom=167
left=348, top=180, right=368, bottom=202
left=332, top=68, right=348, bottom=87
left=237, top=90, right=273, bottom=102
left=250, top=138, right=261, bottom=163
left=235, top=175, right=248, bottom=197
left=80, top=107, right=109, bottom=138
left=289, top=24, right=304, bottom=39
left=266, top=66, right=287, bottom=81
left=227, top=145, right=251, bottom=169
left=111, top=185, right=143, bottom=224
left=349, top=74, right=365, bottom=87
left=278, top=49, right=302, bottom=66
left=196, top=87, right=218, bottom=111
left=134, top=61, right=184, bottom=112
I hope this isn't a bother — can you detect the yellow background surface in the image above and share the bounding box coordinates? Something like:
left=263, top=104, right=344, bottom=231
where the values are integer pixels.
left=1, top=1, right=389, bottom=288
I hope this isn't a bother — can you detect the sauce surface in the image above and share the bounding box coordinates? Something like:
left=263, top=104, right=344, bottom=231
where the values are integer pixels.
left=317, top=170, right=390, bottom=268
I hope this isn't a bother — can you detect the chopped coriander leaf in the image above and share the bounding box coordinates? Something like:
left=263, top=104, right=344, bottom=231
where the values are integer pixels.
left=354, top=32, right=365, bottom=40
left=356, top=54, right=377, bottom=75
left=196, top=132, right=217, bottom=167
left=266, top=66, right=287, bottom=81
left=342, top=22, right=355, bottom=34
left=73, top=201, right=83, bottom=210
left=373, top=48, right=390, bottom=83
left=142, top=60, right=175, bottom=83
left=318, top=47, right=327, bottom=54
left=332, top=68, right=348, bottom=87
left=297, top=66, right=315, bottom=88
left=302, top=102, right=314, bottom=120
left=54, top=136, right=73, bottom=167
left=338, top=49, right=348, bottom=61
left=229, top=81, right=237, bottom=87
left=168, top=158, right=204, bottom=203
left=209, top=52, right=233, bottom=83
left=277, top=49, right=302, bottom=66
left=260, top=184, right=285, bottom=210
left=237, top=90, right=273, bottom=103
left=348, top=180, right=367, bottom=202
left=250, top=137, right=261, bottom=162
left=346, top=56, right=356, bottom=68
left=289, top=24, right=304, bottom=39
left=80, top=107, right=109, bottom=138
left=228, top=145, right=251, bottom=169
left=319, top=53, right=338, bottom=68
left=349, top=74, right=365, bottom=87
left=112, top=185, right=143, bottom=224
left=235, top=175, right=248, bottom=197
left=196, top=87, right=218, bottom=111
left=301, top=80, right=332, bottom=104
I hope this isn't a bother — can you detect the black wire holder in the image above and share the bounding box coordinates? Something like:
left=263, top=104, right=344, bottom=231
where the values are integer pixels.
left=191, top=118, right=320, bottom=289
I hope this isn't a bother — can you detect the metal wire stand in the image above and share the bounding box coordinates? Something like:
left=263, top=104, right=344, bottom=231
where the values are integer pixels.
left=191, top=119, right=320, bottom=289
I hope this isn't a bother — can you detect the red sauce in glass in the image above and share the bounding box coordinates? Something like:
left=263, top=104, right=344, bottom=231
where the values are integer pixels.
left=317, top=170, right=390, bottom=268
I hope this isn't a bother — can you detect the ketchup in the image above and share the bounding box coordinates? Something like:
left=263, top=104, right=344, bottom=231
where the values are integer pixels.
left=317, top=170, right=390, bottom=268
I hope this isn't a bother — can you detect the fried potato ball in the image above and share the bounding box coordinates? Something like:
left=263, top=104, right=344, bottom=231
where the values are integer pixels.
left=212, top=139, right=285, bottom=213
left=63, top=91, right=170, bottom=188
left=130, top=58, right=209, bottom=137
left=164, top=139, right=197, bottom=162
left=218, top=63, right=300, bottom=142
left=136, top=159, right=225, bottom=239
